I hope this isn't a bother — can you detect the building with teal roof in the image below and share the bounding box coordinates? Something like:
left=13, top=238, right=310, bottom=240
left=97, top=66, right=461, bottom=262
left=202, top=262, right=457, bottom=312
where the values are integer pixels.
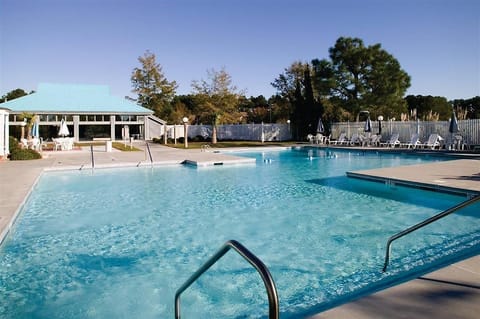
left=2, top=83, right=163, bottom=142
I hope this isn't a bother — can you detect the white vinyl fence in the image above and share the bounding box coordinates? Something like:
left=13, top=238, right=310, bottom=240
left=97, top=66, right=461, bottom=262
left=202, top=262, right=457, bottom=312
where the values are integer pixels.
left=330, top=119, right=480, bottom=146
left=158, top=123, right=292, bottom=142
left=152, top=119, right=480, bottom=147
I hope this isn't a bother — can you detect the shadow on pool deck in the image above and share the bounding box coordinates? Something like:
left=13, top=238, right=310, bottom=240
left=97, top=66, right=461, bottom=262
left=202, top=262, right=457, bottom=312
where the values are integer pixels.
left=1, top=143, right=479, bottom=318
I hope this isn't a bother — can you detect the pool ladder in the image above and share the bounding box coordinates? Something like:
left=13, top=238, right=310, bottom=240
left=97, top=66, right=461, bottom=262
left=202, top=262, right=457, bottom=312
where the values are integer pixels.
left=174, top=239, right=279, bottom=319
left=383, top=194, right=480, bottom=272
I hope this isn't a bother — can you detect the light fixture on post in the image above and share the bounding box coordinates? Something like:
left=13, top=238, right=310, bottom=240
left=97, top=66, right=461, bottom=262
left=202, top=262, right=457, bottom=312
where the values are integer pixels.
left=182, top=117, right=189, bottom=148
left=377, top=115, right=383, bottom=135
left=287, top=120, right=291, bottom=140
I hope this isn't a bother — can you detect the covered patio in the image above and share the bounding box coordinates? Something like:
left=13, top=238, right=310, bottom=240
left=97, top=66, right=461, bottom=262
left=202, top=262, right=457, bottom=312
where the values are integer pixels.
left=3, top=83, right=153, bottom=142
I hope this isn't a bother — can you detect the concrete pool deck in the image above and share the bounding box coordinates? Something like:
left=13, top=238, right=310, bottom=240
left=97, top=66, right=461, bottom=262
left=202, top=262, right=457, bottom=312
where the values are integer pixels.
left=0, top=143, right=479, bottom=318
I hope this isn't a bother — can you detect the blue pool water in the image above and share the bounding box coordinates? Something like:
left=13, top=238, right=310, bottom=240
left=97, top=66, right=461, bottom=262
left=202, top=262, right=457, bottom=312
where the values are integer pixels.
left=1, top=148, right=479, bottom=318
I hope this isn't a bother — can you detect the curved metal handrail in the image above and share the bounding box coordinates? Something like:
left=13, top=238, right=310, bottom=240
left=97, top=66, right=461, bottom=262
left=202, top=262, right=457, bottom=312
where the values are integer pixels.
left=90, top=145, right=95, bottom=170
left=174, top=240, right=279, bottom=319
left=383, top=194, right=480, bottom=272
left=145, top=141, right=153, bottom=165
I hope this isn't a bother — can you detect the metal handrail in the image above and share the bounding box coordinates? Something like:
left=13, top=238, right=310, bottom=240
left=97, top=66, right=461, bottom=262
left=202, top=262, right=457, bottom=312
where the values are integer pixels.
left=383, top=194, right=480, bottom=272
left=174, top=240, right=279, bottom=319
left=145, top=142, right=153, bottom=165
left=90, top=145, right=95, bottom=170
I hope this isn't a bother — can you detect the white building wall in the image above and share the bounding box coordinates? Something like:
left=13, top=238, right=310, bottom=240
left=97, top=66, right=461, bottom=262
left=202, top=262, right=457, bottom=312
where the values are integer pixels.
left=0, top=109, right=10, bottom=158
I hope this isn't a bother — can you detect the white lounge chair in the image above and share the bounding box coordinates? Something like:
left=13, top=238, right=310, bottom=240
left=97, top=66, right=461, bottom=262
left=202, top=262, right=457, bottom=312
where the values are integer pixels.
left=421, top=134, right=441, bottom=149
left=363, top=134, right=381, bottom=147
left=314, top=133, right=324, bottom=144
left=401, top=133, right=421, bottom=149
left=349, top=133, right=363, bottom=146
left=381, top=133, right=400, bottom=148
left=307, top=134, right=314, bottom=144
left=332, top=133, right=347, bottom=145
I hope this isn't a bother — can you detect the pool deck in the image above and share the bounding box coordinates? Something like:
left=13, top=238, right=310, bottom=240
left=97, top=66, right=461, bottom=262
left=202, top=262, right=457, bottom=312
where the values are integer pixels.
left=1, top=143, right=479, bottom=318
left=347, top=158, right=480, bottom=195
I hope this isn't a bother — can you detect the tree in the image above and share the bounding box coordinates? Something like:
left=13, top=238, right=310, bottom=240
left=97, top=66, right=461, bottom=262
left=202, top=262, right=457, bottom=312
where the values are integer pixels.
left=452, top=96, right=480, bottom=119
left=131, top=50, right=177, bottom=118
left=0, top=88, right=28, bottom=103
left=405, top=95, right=451, bottom=120
left=271, top=62, right=314, bottom=139
left=312, top=37, right=411, bottom=121
left=191, top=67, right=242, bottom=143
left=238, top=95, right=269, bottom=123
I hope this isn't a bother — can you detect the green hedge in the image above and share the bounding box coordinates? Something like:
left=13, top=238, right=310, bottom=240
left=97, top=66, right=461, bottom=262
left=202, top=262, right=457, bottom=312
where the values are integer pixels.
left=8, top=136, right=42, bottom=160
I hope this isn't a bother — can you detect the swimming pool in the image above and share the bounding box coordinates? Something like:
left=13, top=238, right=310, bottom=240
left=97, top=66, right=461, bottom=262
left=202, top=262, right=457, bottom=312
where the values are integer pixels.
left=1, top=148, right=479, bottom=318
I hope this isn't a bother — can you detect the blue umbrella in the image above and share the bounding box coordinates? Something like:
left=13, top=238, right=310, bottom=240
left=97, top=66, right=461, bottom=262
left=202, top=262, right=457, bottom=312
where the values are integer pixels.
left=449, top=109, right=459, bottom=134
left=31, top=119, right=39, bottom=138
left=316, top=117, right=325, bottom=134
left=364, top=116, right=372, bottom=133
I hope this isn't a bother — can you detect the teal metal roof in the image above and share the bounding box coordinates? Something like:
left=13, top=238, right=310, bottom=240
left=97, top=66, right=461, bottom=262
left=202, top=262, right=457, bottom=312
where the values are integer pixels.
left=2, top=83, right=153, bottom=114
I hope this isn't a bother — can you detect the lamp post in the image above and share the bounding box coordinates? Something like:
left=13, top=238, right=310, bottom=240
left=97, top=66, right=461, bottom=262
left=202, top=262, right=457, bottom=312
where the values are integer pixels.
left=377, top=115, right=383, bottom=135
left=287, top=120, right=291, bottom=140
left=182, top=117, right=188, bottom=148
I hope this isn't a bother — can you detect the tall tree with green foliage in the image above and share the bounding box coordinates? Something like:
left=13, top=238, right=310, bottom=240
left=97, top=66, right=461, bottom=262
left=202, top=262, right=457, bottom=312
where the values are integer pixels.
left=271, top=62, right=314, bottom=139
left=191, top=67, right=242, bottom=143
left=131, top=50, right=177, bottom=118
left=312, top=37, right=411, bottom=121
left=405, top=95, right=452, bottom=120
left=0, top=88, right=28, bottom=103
left=452, top=96, right=480, bottom=119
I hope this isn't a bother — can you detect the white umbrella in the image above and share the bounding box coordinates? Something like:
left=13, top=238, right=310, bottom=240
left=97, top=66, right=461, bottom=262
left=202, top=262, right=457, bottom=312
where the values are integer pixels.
left=58, top=119, right=70, bottom=137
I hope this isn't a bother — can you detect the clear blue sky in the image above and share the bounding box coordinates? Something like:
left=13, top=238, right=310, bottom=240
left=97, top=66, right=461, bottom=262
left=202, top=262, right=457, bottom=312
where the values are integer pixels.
left=1, top=0, right=479, bottom=100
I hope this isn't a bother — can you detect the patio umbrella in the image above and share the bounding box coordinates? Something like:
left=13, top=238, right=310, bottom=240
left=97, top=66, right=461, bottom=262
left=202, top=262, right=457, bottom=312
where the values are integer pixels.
left=31, top=120, right=39, bottom=138
left=58, top=118, right=70, bottom=137
left=449, top=109, right=459, bottom=134
left=316, top=117, right=325, bottom=134
left=364, top=116, right=372, bottom=133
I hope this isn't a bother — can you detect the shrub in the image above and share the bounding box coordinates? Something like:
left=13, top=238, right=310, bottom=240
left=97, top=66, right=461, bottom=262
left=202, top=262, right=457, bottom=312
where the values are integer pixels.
left=8, top=136, right=42, bottom=160
left=10, top=148, right=42, bottom=160
left=191, top=135, right=206, bottom=142
left=9, top=136, right=21, bottom=153
left=152, top=137, right=164, bottom=144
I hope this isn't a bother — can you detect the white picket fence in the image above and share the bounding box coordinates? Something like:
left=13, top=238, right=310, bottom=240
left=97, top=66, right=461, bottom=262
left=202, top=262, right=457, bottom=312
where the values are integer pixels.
left=330, top=119, right=480, bottom=146
left=155, top=119, right=480, bottom=147
left=160, top=123, right=292, bottom=142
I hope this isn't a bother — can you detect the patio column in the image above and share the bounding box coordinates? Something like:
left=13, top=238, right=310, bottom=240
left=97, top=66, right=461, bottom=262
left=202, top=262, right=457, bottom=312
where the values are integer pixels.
left=73, top=115, right=79, bottom=142
left=0, top=109, right=9, bottom=158
left=110, top=115, right=116, bottom=141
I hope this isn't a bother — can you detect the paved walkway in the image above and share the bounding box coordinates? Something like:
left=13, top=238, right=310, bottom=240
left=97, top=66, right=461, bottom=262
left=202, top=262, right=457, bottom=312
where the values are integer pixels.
left=1, top=143, right=479, bottom=318
left=348, top=159, right=480, bottom=194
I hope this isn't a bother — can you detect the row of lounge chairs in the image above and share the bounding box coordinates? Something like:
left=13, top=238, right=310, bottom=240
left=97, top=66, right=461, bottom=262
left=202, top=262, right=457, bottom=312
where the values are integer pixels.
left=328, top=133, right=457, bottom=150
